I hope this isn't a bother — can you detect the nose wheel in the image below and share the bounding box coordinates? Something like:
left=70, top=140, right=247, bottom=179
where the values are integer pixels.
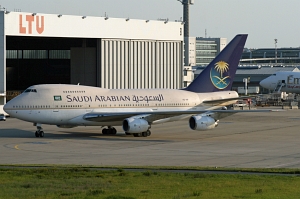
left=35, top=126, right=44, bottom=137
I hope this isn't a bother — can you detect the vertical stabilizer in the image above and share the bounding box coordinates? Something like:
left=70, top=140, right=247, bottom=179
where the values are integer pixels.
left=184, top=34, right=248, bottom=93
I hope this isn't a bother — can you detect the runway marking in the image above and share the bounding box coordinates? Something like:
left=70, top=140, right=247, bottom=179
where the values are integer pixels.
left=12, top=139, right=66, bottom=151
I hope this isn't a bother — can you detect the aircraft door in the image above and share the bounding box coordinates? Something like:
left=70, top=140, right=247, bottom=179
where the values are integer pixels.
left=52, top=95, right=62, bottom=122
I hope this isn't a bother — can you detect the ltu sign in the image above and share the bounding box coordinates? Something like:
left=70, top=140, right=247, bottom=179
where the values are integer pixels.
left=19, top=14, right=44, bottom=34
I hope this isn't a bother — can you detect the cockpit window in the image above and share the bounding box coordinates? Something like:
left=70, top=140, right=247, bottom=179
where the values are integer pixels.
left=272, top=74, right=276, bottom=76
left=24, top=89, right=37, bottom=93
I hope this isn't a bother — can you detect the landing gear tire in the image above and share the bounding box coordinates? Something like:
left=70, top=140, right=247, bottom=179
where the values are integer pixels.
left=133, top=131, right=151, bottom=137
left=146, top=130, right=151, bottom=137
left=102, top=127, right=117, bottom=135
left=125, top=132, right=131, bottom=135
left=102, top=128, right=108, bottom=135
left=35, top=124, right=44, bottom=138
left=39, top=131, right=44, bottom=137
left=142, top=132, right=148, bottom=137
left=111, top=128, right=117, bottom=135
left=35, top=131, right=39, bottom=137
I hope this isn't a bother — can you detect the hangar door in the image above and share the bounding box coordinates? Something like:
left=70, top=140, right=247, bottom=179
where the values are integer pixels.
left=100, top=39, right=183, bottom=89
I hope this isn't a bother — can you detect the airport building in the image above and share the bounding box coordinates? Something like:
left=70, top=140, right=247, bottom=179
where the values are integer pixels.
left=241, top=48, right=300, bottom=65
left=192, top=47, right=300, bottom=94
left=186, top=37, right=227, bottom=66
left=194, top=65, right=300, bottom=94
left=0, top=10, right=184, bottom=108
left=183, top=37, right=227, bottom=87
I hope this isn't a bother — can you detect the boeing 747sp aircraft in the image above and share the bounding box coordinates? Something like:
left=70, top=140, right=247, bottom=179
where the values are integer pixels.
left=260, top=71, right=300, bottom=93
left=5, top=34, right=251, bottom=138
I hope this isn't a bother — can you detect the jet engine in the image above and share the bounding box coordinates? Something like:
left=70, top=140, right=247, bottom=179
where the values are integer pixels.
left=123, top=118, right=150, bottom=133
left=189, top=115, right=218, bottom=131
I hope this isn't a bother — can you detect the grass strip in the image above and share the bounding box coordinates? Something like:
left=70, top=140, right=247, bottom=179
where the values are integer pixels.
left=0, top=166, right=300, bottom=198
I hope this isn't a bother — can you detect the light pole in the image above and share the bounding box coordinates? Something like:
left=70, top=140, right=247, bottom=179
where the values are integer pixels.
left=177, top=0, right=194, bottom=38
left=243, top=77, right=250, bottom=95
left=274, top=39, right=278, bottom=64
left=177, top=0, right=194, bottom=67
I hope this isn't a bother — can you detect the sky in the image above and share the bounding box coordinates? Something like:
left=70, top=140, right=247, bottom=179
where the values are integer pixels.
left=1, top=0, right=299, bottom=48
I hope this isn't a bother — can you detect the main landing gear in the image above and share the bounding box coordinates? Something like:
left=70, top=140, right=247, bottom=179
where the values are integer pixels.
left=35, top=125, right=44, bottom=138
left=102, top=126, right=151, bottom=137
left=102, top=126, right=117, bottom=135
left=132, top=130, right=151, bottom=137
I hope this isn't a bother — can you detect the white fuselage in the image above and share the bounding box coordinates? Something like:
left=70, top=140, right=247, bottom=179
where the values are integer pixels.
left=260, top=71, right=300, bottom=93
left=4, top=84, right=238, bottom=126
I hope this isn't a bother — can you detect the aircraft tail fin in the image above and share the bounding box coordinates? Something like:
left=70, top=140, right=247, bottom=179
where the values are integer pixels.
left=184, top=34, right=248, bottom=93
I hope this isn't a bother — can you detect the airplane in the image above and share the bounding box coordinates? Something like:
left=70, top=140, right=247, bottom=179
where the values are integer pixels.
left=259, top=70, right=300, bottom=93
left=4, top=34, right=258, bottom=138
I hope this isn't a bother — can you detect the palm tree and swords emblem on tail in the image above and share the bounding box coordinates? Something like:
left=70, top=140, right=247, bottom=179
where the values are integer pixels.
left=210, top=61, right=231, bottom=89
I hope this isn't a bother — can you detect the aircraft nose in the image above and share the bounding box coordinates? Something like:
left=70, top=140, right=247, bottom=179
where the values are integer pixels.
left=3, top=100, right=12, bottom=116
left=3, top=102, right=9, bottom=113
left=259, top=78, right=269, bottom=89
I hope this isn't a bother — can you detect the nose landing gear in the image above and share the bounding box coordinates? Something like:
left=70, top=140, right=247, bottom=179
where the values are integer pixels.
left=34, top=124, right=44, bottom=137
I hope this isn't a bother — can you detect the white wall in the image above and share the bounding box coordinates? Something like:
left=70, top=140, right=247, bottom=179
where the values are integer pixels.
left=4, top=11, right=183, bottom=41
left=188, top=37, right=196, bottom=66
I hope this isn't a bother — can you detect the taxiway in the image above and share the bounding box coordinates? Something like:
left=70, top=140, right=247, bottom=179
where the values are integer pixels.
left=0, top=109, right=299, bottom=168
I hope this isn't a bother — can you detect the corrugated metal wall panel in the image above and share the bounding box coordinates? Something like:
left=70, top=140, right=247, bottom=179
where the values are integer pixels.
left=99, top=39, right=182, bottom=89
left=170, top=42, right=174, bottom=88
left=144, top=41, right=149, bottom=88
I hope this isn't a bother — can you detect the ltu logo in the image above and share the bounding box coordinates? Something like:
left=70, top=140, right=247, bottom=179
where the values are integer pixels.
left=210, top=61, right=230, bottom=89
left=19, top=14, right=44, bottom=34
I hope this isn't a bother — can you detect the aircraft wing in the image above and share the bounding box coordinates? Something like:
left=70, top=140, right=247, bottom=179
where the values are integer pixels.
left=83, top=109, right=279, bottom=123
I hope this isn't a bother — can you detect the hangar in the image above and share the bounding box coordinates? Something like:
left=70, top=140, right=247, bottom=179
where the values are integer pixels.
left=0, top=11, right=184, bottom=109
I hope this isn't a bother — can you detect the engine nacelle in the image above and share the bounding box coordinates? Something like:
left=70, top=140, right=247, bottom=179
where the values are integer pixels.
left=189, top=115, right=218, bottom=131
left=123, top=118, right=149, bottom=133
left=56, top=125, right=77, bottom=128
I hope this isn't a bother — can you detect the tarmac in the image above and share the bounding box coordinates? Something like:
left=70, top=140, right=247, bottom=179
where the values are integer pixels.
left=1, top=108, right=300, bottom=168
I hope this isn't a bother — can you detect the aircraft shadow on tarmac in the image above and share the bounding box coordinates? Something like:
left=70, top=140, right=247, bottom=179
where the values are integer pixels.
left=0, top=128, right=173, bottom=143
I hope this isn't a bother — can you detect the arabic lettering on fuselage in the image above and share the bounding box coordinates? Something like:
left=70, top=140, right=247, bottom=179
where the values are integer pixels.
left=66, top=94, right=164, bottom=103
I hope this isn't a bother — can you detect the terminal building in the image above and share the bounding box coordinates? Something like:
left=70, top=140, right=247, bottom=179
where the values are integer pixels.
left=241, top=48, right=300, bottom=65
left=191, top=44, right=300, bottom=94
left=186, top=36, right=227, bottom=66
left=183, top=36, right=227, bottom=86
left=194, top=65, right=300, bottom=94
left=0, top=10, right=184, bottom=109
